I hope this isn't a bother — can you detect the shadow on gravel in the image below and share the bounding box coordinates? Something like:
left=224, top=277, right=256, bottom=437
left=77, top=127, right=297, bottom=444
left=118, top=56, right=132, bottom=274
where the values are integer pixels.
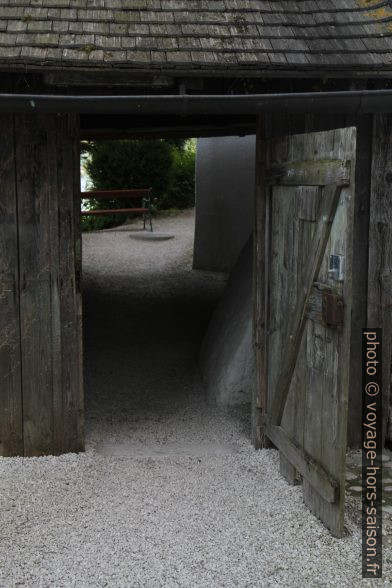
left=81, top=217, right=249, bottom=448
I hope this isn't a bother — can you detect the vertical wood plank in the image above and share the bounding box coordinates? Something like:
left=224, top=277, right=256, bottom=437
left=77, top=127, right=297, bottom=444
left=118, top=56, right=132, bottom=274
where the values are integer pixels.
left=58, top=114, right=84, bottom=453
left=252, top=115, right=270, bottom=448
left=368, top=114, right=392, bottom=445
left=304, top=127, right=356, bottom=537
left=15, top=112, right=83, bottom=456
left=48, top=115, right=63, bottom=455
left=50, top=113, right=83, bottom=454
left=73, top=115, right=84, bottom=452
left=0, top=114, right=23, bottom=456
left=346, top=115, right=372, bottom=448
left=15, top=114, right=55, bottom=456
left=280, top=453, right=300, bottom=486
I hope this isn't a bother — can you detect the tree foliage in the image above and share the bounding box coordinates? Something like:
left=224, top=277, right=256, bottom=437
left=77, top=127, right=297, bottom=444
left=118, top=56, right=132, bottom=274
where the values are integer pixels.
left=85, top=139, right=174, bottom=194
left=160, top=141, right=196, bottom=210
left=82, top=138, right=195, bottom=231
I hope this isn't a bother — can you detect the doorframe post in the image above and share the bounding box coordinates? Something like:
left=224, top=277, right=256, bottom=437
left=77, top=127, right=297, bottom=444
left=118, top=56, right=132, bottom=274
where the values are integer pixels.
left=367, top=113, right=392, bottom=447
left=252, top=114, right=271, bottom=449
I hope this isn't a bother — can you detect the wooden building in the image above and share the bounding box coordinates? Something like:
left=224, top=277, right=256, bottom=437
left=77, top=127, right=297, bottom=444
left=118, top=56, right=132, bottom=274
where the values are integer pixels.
left=1, top=0, right=392, bottom=536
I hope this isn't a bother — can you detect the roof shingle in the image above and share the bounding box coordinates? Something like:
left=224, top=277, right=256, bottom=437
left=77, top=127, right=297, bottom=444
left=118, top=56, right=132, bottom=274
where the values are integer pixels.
left=0, top=0, right=390, bottom=74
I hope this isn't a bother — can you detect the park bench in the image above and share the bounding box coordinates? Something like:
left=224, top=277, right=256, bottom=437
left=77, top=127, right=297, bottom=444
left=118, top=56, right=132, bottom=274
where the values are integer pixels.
left=81, top=188, right=154, bottom=231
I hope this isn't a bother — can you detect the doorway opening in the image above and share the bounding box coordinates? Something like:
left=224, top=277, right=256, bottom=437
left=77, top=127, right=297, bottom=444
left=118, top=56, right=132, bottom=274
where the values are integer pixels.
left=81, top=135, right=256, bottom=455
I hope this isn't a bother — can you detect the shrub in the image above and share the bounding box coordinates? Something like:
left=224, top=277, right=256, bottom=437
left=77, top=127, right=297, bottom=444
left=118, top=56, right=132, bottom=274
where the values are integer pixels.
left=85, top=139, right=173, bottom=195
left=158, top=140, right=196, bottom=210
left=81, top=138, right=195, bottom=231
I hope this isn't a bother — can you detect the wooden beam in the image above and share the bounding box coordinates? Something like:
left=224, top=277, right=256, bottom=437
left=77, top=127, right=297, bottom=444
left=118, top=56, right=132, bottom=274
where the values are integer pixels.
left=345, top=114, right=372, bottom=448
left=81, top=124, right=256, bottom=141
left=267, top=159, right=351, bottom=187
left=252, top=114, right=271, bottom=449
left=14, top=112, right=83, bottom=456
left=56, top=113, right=84, bottom=454
left=267, top=425, right=338, bottom=503
left=368, top=113, right=392, bottom=445
left=15, top=113, right=55, bottom=456
left=44, top=71, right=175, bottom=88
left=0, top=114, right=24, bottom=457
left=72, top=115, right=84, bottom=455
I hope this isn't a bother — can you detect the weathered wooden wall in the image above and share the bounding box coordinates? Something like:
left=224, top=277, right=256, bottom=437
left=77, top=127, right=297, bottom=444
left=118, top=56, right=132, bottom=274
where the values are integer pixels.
left=368, top=114, right=392, bottom=444
left=0, top=112, right=83, bottom=457
left=252, top=117, right=270, bottom=449
left=0, top=115, right=24, bottom=456
left=346, top=114, right=372, bottom=448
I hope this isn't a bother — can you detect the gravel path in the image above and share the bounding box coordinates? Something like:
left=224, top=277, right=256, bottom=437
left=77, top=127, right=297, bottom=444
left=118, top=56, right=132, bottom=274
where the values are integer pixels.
left=0, top=211, right=391, bottom=587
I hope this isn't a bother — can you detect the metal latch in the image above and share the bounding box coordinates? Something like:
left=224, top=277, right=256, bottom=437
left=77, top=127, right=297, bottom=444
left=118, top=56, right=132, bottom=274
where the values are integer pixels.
left=322, top=291, right=344, bottom=328
left=328, top=254, right=345, bottom=282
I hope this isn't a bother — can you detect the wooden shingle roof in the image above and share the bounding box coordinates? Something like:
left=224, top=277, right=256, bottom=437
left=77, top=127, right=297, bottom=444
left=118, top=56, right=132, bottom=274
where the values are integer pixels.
left=0, top=0, right=392, bottom=75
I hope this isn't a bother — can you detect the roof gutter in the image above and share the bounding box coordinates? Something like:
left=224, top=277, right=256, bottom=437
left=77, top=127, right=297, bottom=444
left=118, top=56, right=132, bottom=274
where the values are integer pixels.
left=1, top=89, right=392, bottom=115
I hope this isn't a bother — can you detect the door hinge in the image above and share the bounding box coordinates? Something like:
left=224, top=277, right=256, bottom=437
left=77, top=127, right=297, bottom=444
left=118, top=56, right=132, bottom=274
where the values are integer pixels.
left=322, top=291, right=344, bottom=328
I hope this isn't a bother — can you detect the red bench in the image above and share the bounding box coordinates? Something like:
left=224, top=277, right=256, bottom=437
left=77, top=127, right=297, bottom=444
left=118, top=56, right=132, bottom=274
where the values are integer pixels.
left=81, top=188, right=154, bottom=231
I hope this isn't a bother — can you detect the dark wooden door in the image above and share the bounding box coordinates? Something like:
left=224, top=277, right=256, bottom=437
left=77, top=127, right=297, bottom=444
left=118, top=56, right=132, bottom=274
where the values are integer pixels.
left=258, top=127, right=356, bottom=537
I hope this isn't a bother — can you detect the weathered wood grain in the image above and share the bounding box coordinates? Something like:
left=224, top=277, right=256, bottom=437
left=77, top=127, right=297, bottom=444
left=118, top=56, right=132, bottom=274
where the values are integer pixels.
left=52, top=113, right=84, bottom=455
left=279, top=453, right=300, bottom=486
left=268, top=182, right=343, bottom=426
left=252, top=115, right=270, bottom=449
left=267, top=425, right=338, bottom=503
left=368, top=113, right=392, bottom=445
left=315, top=127, right=355, bottom=537
left=15, top=114, right=55, bottom=456
left=14, top=113, right=83, bottom=457
left=345, top=114, right=372, bottom=448
left=267, top=158, right=351, bottom=187
left=0, top=114, right=24, bottom=457
left=262, top=112, right=368, bottom=449
left=58, top=114, right=84, bottom=454
left=265, top=127, right=356, bottom=537
left=73, top=115, right=84, bottom=454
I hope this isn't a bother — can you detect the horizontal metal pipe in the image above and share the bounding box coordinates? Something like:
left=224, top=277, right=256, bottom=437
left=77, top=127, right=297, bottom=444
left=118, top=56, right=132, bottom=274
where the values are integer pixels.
left=0, top=89, right=392, bottom=115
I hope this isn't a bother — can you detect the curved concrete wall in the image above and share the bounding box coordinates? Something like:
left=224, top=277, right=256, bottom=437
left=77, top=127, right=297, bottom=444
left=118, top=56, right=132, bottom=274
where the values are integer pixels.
left=199, top=237, right=255, bottom=406
left=193, top=135, right=255, bottom=273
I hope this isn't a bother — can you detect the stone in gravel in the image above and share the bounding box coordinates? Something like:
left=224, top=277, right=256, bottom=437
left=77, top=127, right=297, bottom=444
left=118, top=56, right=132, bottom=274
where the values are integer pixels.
left=345, top=472, right=357, bottom=481
left=347, top=452, right=362, bottom=467
left=384, top=486, right=392, bottom=493
left=348, top=486, right=362, bottom=493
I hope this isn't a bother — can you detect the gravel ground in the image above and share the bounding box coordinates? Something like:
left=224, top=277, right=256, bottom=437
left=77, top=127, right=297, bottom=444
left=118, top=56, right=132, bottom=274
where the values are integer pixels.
left=0, top=210, right=391, bottom=587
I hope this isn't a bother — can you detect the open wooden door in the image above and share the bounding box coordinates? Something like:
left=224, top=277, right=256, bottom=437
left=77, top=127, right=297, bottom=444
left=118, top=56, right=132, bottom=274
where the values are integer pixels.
left=255, top=127, right=356, bottom=537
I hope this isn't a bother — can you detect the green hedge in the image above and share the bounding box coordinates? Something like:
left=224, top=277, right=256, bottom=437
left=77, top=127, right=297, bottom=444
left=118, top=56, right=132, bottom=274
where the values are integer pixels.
left=159, top=141, right=196, bottom=210
left=81, top=139, right=195, bottom=231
